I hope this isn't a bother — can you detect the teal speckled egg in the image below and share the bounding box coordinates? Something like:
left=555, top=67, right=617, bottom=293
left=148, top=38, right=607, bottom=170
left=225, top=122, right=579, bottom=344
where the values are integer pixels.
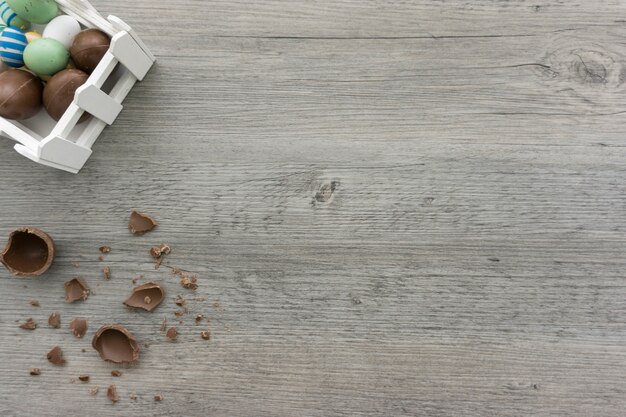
left=24, top=38, right=69, bottom=76
left=7, top=0, right=57, bottom=25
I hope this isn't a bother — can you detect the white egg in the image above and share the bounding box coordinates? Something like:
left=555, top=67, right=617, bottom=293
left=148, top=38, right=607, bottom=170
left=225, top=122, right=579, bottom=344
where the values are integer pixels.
left=42, top=15, right=81, bottom=49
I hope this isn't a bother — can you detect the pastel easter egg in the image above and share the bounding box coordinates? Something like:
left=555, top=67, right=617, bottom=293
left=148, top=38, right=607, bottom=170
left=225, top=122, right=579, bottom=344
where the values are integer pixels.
left=24, top=37, right=68, bottom=76
left=0, top=1, right=29, bottom=30
left=43, top=15, right=80, bottom=49
left=0, top=27, right=27, bottom=67
left=25, top=31, right=40, bottom=43
left=7, top=0, right=57, bottom=24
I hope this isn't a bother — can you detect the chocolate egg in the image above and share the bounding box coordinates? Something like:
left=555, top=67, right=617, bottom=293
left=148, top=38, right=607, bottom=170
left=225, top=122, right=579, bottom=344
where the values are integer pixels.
left=0, top=227, right=55, bottom=276
left=43, top=68, right=89, bottom=121
left=0, top=69, right=42, bottom=119
left=70, top=29, right=110, bottom=74
left=24, top=38, right=69, bottom=76
left=7, top=0, right=57, bottom=24
left=43, top=15, right=81, bottom=49
left=0, top=27, right=27, bottom=67
left=0, top=1, right=30, bottom=30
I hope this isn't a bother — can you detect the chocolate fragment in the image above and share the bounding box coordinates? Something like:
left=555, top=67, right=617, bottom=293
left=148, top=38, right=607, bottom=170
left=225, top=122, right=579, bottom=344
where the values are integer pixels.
left=64, top=277, right=90, bottom=303
left=128, top=210, right=157, bottom=235
left=111, top=370, right=122, bottom=377
left=30, top=299, right=40, bottom=307
left=69, top=318, right=88, bottom=338
left=107, top=384, right=120, bottom=403
left=166, top=327, right=178, bottom=341
left=195, top=314, right=204, bottom=323
left=47, top=346, right=65, bottom=365
left=20, top=317, right=37, bottom=330
left=78, top=374, right=90, bottom=382
left=92, top=324, right=140, bottom=364
left=30, top=368, right=41, bottom=376
left=99, top=246, right=111, bottom=254
left=101, top=266, right=111, bottom=280
left=89, top=386, right=99, bottom=396
left=154, top=394, right=163, bottom=402
left=0, top=227, right=55, bottom=276
left=48, top=312, right=61, bottom=328
left=123, top=282, right=164, bottom=312
left=159, top=318, right=167, bottom=332
left=201, top=331, right=210, bottom=340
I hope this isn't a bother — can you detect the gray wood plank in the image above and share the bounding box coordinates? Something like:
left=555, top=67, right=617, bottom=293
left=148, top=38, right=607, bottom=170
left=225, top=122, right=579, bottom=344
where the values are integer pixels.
left=1, top=1, right=626, bottom=416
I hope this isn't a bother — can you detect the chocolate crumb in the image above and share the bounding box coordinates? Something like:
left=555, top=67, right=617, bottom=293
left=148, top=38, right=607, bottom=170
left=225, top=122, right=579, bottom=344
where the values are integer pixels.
left=130, top=393, right=137, bottom=400
left=166, top=327, right=178, bottom=341
left=81, top=348, right=86, bottom=352
left=30, top=368, right=41, bottom=376
left=102, top=266, right=111, bottom=280
left=154, top=394, right=163, bottom=401
left=98, top=255, right=104, bottom=262
left=144, top=296, right=152, bottom=304
left=160, top=318, right=167, bottom=332
left=99, top=246, right=111, bottom=254
left=69, top=318, right=88, bottom=338
left=47, top=346, right=65, bottom=365
left=72, top=262, right=80, bottom=268
left=174, top=308, right=188, bottom=317
left=107, top=384, right=120, bottom=403
left=195, top=314, right=204, bottom=323
left=30, top=299, right=40, bottom=307
left=48, top=312, right=61, bottom=328
left=111, top=370, right=122, bottom=377
left=89, top=386, right=99, bottom=396
left=201, top=330, right=210, bottom=340
left=64, top=277, right=90, bottom=303
left=180, top=273, right=198, bottom=291
left=128, top=210, right=157, bottom=235
left=78, top=374, right=90, bottom=382
left=19, top=317, right=37, bottom=330
left=174, top=295, right=186, bottom=306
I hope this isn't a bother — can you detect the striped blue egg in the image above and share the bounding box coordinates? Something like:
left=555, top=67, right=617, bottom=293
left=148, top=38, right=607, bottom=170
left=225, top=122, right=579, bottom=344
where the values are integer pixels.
left=0, top=27, right=27, bottom=67
left=0, top=1, right=29, bottom=30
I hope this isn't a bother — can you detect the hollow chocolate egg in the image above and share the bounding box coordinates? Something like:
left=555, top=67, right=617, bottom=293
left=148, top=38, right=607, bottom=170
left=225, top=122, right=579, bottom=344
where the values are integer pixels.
left=0, top=227, right=55, bottom=276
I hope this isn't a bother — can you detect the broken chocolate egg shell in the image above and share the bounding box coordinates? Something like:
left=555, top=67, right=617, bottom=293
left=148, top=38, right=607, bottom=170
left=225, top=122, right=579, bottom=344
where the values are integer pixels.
left=123, top=282, right=164, bottom=312
left=128, top=210, right=157, bottom=235
left=92, top=324, right=139, bottom=364
left=0, top=227, right=55, bottom=276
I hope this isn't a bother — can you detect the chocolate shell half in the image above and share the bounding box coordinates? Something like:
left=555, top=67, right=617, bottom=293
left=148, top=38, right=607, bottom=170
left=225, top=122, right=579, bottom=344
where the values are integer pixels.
left=92, top=324, right=140, bottom=364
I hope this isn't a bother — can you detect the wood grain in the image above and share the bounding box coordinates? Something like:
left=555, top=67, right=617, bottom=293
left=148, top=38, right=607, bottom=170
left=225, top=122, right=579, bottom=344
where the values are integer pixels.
left=1, top=0, right=626, bottom=416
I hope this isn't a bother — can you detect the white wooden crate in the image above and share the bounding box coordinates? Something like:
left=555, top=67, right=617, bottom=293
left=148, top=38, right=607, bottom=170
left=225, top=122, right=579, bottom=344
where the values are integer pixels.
left=0, top=0, right=155, bottom=173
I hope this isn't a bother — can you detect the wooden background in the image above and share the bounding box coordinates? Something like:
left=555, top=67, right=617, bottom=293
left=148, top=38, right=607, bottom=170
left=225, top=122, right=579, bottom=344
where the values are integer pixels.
left=1, top=1, right=626, bottom=415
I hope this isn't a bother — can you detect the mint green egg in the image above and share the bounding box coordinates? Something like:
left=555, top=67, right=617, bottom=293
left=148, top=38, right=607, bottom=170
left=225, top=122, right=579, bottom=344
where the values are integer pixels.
left=24, top=38, right=68, bottom=76
left=7, top=0, right=57, bottom=24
